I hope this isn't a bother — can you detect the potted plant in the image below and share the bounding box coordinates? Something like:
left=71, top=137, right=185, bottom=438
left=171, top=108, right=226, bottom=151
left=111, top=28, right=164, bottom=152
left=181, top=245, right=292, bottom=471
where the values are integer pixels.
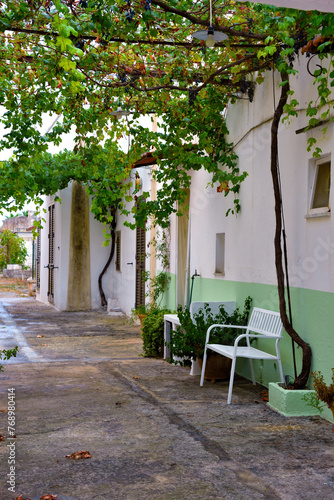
left=268, top=377, right=319, bottom=418
left=131, top=270, right=171, bottom=324
left=131, top=303, right=149, bottom=327
left=131, top=229, right=171, bottom=326
left=169, top=297, right=252, bottom=380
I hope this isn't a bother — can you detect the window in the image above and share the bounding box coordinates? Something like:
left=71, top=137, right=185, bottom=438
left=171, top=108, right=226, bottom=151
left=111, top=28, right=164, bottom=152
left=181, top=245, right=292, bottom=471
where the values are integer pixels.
left=307, top=158, right=331, bottom=218
left=215, top=233, right=225, bottom=275
left=115, top=231, right=121, bottom=271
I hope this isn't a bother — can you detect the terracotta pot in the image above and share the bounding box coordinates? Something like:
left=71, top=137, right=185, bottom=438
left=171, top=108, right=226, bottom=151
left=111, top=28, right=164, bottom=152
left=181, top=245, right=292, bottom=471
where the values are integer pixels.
left=197, top=353, right=232, bottom=382
left=137, top=314, right=147, bottom=328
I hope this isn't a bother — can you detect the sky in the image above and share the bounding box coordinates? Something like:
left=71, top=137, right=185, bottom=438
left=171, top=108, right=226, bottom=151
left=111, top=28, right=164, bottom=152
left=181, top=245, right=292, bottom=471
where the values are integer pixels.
left=237, top=0, right=334, bottom=12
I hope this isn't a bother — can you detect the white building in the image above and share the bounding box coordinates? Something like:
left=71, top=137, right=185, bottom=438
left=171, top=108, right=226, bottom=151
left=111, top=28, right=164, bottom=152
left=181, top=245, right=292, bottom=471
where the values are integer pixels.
left=36, top=56, right=334, bottom=420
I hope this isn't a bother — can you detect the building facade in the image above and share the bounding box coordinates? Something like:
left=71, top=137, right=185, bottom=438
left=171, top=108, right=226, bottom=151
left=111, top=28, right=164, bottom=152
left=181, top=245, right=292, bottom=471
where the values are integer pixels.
left=36, top=57, right=334, bottom=421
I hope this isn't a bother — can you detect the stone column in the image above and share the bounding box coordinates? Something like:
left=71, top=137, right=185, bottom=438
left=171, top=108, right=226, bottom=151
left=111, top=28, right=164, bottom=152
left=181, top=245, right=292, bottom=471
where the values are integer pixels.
left=66, top=181, right=92, bottom=310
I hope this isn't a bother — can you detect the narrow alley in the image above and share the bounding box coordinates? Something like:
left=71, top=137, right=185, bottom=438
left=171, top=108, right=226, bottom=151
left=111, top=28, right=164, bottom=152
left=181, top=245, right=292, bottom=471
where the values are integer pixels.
left=0, top=293, right=333, bottom=500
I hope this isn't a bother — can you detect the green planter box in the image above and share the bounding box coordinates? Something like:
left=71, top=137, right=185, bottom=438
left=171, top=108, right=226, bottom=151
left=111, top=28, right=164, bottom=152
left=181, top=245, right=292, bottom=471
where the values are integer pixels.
left=268, top=382, right=318, bottom=417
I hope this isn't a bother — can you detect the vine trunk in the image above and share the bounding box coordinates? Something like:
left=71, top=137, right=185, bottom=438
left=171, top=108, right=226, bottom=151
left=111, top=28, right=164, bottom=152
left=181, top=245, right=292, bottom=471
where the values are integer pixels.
left=270, top=71, right=312, bottom=389
left=98, top=206, right=117, bottom=308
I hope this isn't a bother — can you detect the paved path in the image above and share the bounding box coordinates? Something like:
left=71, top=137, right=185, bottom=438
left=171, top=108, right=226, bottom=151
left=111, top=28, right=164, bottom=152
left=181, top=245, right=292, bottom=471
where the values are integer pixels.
left=0, top=299, right=46, bottom=364
left=0, top=298, right=333, bottom=500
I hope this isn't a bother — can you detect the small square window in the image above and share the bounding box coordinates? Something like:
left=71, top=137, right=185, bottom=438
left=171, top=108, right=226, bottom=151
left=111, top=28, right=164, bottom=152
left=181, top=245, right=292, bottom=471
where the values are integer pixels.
left=306, top=159, right=331, bottom=218
left=312, top=160, right=330, bottom=209
left=215, top=233, right=225, bottom=275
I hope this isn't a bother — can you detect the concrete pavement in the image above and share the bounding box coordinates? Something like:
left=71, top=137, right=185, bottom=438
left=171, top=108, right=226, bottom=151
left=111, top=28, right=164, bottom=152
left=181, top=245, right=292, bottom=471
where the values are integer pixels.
left=0, top=297, right=333, bottom=500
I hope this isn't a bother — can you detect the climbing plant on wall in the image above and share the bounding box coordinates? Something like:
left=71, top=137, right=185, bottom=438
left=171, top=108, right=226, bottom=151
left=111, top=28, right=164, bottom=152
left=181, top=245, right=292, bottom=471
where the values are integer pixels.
left=1, top=1, right=334, bottom=386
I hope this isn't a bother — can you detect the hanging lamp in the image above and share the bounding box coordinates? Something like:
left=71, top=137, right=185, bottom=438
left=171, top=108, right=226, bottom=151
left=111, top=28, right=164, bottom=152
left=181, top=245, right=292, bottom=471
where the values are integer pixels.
left=192, top=0, right=228, bottom=47
left=110, top=106, right=130, bottom=118
left=110, top=99, right=130, bottom=118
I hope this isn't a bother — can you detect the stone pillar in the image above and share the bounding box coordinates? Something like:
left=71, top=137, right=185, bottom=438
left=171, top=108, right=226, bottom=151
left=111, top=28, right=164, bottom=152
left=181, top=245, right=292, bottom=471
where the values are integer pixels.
left=66, top=181, right=92, bottom=310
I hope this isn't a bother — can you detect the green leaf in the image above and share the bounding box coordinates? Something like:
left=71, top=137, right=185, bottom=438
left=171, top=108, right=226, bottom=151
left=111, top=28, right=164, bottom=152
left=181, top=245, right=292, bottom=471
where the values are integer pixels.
left=59, top=57, right=76, bottom=71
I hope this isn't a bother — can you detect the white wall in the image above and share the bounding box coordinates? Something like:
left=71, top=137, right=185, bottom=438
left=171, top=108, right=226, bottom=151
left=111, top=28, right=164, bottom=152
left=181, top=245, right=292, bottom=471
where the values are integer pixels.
left=187, top=56, right=334, bottom=295
left=37, top=185, right=72, bottom=310
left=105, top=166, right=153, bottom=315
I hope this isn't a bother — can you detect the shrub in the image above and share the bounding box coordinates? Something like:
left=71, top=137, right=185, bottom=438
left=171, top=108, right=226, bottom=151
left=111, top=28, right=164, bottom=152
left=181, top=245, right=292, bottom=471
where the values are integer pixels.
left=170, top=297, right=252, bottom=366
left=141, top=307, right=171, bottom=357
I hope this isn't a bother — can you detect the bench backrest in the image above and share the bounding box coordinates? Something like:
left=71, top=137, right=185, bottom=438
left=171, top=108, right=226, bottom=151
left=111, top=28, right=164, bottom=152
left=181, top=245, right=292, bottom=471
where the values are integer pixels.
left=247, top=307, right=283, bottom=337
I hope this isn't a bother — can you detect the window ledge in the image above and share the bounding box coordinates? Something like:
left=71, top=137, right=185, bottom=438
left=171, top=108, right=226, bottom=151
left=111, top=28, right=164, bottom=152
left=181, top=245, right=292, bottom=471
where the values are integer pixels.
left=214, top=272, right=225, bottom=277
left=305, top=209, right=331, bottom=219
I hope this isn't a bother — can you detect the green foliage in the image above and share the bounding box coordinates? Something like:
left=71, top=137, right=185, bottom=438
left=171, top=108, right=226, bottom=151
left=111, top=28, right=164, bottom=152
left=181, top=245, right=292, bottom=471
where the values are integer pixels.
left=144, top=271, right=171, bottom=308
left=0, top=346, right=19, bottom=373
left=0, top=2, right=333, bottom=225
left=141, top=307, right=172, bottom=358
left=0, top=230, right=28, bottom=270
left=170, top=297, right=252, bottom=367
left=302, top=391, right=325, bottom=415
left=147, top=229, right=170, bottom=272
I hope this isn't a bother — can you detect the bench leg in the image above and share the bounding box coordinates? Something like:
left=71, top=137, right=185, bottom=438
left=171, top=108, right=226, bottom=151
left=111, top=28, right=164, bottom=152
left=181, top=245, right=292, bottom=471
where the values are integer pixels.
left=249, top=358, right=256, bottom=385
left=277, top=356, right=284, bottom=383
left=227, top=357, right=237, bottom=404
left=200, top=347, right=208, bottom=387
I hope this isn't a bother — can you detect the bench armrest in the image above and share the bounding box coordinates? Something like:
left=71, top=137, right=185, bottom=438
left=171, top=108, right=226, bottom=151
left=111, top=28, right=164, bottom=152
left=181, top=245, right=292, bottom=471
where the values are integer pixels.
left=205, top=324, right=247, bottom=345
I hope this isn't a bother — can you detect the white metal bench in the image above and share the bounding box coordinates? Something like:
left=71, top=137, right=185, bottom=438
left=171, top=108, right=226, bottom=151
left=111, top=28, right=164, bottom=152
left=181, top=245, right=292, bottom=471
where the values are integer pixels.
left=200, top=307, right=284, bottom=404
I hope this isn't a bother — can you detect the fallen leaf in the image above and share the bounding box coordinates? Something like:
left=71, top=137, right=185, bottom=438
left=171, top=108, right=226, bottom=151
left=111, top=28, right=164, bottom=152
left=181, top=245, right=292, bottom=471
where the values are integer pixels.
left=133, top=376, right=140, bottom=380
left=261, top=390, right=269, bottom=401
left=65, top=450, right=91, bottom=460
left=0, top=409, right=7, bottom=413
left=37, top=335, right=46, bottom=338
left=40, top=495, right=58, bottom=500
left=0, top=434, right=5, bottom=441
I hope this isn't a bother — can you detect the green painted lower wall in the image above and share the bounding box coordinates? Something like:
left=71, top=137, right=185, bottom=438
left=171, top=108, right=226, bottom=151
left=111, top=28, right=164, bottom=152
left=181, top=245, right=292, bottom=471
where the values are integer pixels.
left=160, top=272, right=177, bottom=312
left=162, top=274, right=334, bottom=422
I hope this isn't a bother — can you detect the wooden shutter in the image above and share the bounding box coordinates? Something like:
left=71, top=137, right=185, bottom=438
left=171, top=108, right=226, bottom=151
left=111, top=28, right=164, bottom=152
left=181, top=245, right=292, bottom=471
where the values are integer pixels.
left=115, top=231, right=121, bottom=271
left=135, top=201, right=146, bottom=309
left=36, top=226, right=41, bottom=291
left=47, top=204, right=55, bottom=303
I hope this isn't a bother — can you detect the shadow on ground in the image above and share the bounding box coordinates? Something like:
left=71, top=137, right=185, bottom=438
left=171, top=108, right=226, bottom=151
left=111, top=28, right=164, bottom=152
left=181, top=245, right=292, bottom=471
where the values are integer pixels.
left=0, top=296, right=333, bottom=500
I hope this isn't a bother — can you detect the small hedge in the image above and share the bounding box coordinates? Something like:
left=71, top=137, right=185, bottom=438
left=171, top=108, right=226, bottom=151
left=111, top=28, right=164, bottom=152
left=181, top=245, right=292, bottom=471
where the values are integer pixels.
left=141, top=307, right=171, bottom=358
